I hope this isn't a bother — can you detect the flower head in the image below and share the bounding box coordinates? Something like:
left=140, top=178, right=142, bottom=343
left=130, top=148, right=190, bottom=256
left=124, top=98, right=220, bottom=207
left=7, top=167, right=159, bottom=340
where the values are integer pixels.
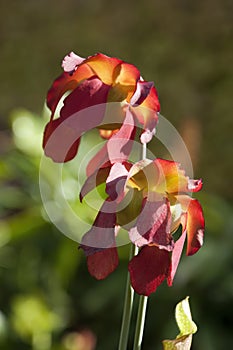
left=43, top=52, right=160, bottom=162
left=80, top=158, right=205, bottom=296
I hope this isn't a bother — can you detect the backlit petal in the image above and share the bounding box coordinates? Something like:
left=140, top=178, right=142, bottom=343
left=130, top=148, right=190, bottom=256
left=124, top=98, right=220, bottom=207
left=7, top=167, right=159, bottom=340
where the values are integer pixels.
left=128, top=246, right=171, bottom=296
left=106, top=163, right=129, bottom=201
left=86, top=53, right=122, bottom=85
left=129, top=197, right=173, bottom=250
left=62, top=52, right=85, bottom=73
left=186, top=199, right=205, bottom=256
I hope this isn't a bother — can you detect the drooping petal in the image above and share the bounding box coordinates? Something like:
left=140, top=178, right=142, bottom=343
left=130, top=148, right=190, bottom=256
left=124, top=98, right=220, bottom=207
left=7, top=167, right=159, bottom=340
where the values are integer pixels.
left=167, top=226, right=187, bottom=286
left=62, top=52, right=85, bottom=73
left=86, top=108, right=136, bottom=176
left=129, top=197, right=173, bottom=250
left=186, top=199, right=204, bottom=256
left=43, top=118, right=81, bottom=162
left=86, top=247, right=119, bottom=280
left=47, top=63, right=94, bottom=117
left=128, top=246, right=171, bottom=296
left=140, top=86, right=160, bottom=112
left=80, top=199, right=117, bottom=252
left=86, top=53, right=122, bottom=85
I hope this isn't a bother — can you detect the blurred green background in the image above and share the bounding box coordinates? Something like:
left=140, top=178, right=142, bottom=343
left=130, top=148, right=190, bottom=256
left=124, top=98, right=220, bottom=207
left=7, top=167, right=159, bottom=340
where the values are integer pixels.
left=0, top=0, right=233, bottom=349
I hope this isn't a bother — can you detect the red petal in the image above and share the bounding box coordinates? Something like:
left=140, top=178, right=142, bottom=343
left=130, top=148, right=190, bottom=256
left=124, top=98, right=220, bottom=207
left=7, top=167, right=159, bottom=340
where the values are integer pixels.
left=87, top=247, right=119, bottom=280
left=186, top=199, right=205, bottom=255
left=60, top=77, right=110, bottom=120
left=187, top=179, right=203, bottom=192
left=128, top=246, right=171, bottom=296
left=47, top=63, right=94, bottom=116
left=86, top=108, right=136, bottom=176
left=140, top=86, right=160, bottom=112
left=43, top=118, right=80, bottom=162
left=168, top=228, right=187, bottom=286
left=129, top=197, right=173, bottom=250
left=80, top=165, right=111, bottom=202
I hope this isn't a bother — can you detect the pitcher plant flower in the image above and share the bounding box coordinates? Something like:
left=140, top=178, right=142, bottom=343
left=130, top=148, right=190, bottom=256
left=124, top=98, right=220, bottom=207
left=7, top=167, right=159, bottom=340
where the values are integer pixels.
left=80, top=158, right=205, bottom=296
left=43, top=52, right=160, bottom=162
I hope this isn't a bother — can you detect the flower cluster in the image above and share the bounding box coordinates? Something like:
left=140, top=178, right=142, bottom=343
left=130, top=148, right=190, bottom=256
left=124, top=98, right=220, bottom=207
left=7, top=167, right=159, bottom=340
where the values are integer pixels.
left=43, top=52, right=205, bottom=296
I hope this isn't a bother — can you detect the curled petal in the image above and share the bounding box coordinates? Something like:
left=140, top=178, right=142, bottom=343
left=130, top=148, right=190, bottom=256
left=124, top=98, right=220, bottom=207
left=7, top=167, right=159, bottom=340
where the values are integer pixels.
left=87, top=248, right=119, bottom=280
left=128, top=246, right=171, bottom=296
left=129, top=197, right=174, bottom=250
left=62, top=52, right=85, bottom=73
left=187, top=179, right=203, bottom=192
left=130, top=81, right=154, bottom=107
left=186, top=199, right=205, bottom=256
left=141, top=86, right=160, bottom=112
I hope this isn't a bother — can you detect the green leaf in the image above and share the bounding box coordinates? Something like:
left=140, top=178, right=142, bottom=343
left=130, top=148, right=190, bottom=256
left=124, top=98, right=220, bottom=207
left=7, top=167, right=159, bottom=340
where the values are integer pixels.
left=162, top=297, right=197, bottom=350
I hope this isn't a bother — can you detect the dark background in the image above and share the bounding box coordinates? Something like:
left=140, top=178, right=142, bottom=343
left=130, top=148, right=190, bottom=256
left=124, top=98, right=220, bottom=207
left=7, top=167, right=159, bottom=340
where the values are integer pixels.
left=0, top=0, right=232, bottom=349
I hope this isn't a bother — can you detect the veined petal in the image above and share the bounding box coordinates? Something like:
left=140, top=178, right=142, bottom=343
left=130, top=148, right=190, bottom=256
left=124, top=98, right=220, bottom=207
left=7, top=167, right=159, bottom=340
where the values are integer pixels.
left=186, top=199, right=205, bottom=256
left=129, top=197, right=173, bottom=250
left=86, top=53, right=122, bottom=85
left=86, top=247, right=119, bottom=280
left=43, top=118, right=80, bottom=162
left=47, top=63, right=94, bottom=116
left=62, top=52, right=85, bottom=73
left=128, top=246, right=171, bottom=296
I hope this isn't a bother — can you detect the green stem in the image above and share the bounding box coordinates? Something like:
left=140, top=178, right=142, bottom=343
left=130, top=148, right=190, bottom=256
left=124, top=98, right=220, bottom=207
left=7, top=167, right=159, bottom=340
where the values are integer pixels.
left=133, top=295, right=148, bottom=350
left=132, top=141, right=148, bottom=350
left=118, top=244, right=138, bottom=350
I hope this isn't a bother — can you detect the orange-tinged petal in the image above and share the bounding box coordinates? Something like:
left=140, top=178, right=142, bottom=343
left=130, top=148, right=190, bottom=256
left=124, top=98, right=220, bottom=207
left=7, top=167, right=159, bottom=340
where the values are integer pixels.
left=186, top=199, right=204, bottom=256
left=140, top=86, right=160, bottom=112
left=86, top=53, right=122, bottom=85
left=115, top=62, right=140, bottom=86
left=98, top=129, right=119, bottom=139
left=153, top=159, right=189, bottom=194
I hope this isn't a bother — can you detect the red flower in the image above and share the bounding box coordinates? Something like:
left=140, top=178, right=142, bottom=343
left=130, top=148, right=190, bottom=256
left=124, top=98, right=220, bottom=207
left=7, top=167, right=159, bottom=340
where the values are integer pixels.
left=43, top=52, right=160, bottom=162
left=80, top=159, right=205, bottom=296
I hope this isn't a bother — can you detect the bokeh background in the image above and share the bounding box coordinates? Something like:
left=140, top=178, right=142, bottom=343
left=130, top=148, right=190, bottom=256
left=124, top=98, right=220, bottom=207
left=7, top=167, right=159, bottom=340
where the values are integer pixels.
left=0, top=0, right=233, bottom=349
